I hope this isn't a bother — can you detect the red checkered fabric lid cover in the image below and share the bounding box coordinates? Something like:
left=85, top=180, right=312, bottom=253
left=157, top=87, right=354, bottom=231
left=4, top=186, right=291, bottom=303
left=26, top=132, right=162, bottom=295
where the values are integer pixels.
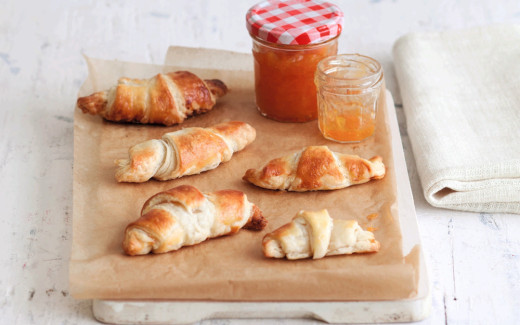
left=246, top=0, right=343, bottom=45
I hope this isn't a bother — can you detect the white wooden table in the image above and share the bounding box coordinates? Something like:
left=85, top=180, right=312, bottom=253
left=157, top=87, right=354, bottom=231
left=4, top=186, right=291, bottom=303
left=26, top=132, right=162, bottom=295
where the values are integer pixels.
left=1, top=1, right=519, bottom=324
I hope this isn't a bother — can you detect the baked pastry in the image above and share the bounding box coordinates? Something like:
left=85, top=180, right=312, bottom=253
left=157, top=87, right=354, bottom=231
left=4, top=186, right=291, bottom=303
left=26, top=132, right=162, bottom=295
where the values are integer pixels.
left=115, top=121, right=256, bottom=183
left=243, top=146, right=385, bottom=191
left=123, top=185, right=267, bottom=255
left=77, top=71, right=228, bottom=126
left=263, top=209, right=380, bottom=260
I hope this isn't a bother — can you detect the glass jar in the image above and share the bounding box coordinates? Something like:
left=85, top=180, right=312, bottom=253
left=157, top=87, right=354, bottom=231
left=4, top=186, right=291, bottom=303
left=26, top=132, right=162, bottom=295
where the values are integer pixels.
left=252, top=37, right=338, bottom=122
left=315, top=54, right=383, bottom=143
left=246, top=0, right=343, bottom=123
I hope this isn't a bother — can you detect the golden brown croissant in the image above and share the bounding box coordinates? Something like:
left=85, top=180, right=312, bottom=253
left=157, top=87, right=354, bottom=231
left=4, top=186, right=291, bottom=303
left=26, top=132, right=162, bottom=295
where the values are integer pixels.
left=243, top=145, right=385, bottom=191
left=115, top=121, right=256, bottom=183
left=123, top=185, right=267, bottom=256
left=263, top=209, right=380, bottom=260
left=76, top=71, right=228, bottom=126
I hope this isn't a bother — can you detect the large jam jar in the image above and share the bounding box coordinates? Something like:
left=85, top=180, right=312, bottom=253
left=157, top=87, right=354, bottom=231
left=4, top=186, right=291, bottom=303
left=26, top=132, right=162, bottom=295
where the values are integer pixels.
left=246, top=0, right=343, bottom=122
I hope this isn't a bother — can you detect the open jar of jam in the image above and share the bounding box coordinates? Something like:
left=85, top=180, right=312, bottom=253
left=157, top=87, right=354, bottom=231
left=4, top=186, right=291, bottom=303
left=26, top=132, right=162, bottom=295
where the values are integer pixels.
left=315, top=54, right=383, bottom=143
left=246, top=0, right=343, bottom=122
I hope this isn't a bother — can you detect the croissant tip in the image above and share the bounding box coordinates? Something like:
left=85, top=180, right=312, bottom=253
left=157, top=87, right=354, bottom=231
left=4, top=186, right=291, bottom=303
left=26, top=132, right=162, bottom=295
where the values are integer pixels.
left=262, top=237, right=284, bottom=258
left=204, top=79, right=228, bottom=98
left=369, top=156, right=385, bottom=179
left=374, top=240, right=381, bottom=252
left=123, top=228, right=155, bottom=256
left=242, top=169, right=256, bottom=182
left=122, top=236, right=142, bottom=256
left=245, top=204, right=267, bottom=230
left=76, top=91, right=107, bottom=115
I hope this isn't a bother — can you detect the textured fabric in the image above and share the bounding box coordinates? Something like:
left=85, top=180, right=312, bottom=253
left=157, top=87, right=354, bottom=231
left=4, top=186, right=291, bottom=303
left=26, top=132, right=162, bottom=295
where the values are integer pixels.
left=246, top=0, right=343, bottom=45
left=393, top=25, right=520, bottom=214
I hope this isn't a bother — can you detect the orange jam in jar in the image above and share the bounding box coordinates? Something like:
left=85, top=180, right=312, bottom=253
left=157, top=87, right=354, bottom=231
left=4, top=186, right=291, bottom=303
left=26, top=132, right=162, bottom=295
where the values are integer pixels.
left=252, top=38, right=338, bottom=122
left=315, top=54, right=383, bottom=142
left=246, top=0, right=343, bottom=122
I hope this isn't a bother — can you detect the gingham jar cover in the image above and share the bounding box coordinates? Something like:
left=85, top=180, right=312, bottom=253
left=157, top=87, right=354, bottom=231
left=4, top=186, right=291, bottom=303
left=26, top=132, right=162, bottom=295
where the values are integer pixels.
left=246, top=0, right=344, bottom=45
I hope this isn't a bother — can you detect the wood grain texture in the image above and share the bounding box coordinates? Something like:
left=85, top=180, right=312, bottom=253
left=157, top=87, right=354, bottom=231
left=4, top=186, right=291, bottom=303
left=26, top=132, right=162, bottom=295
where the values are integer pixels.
left=1, top=0, right=519, bottom=324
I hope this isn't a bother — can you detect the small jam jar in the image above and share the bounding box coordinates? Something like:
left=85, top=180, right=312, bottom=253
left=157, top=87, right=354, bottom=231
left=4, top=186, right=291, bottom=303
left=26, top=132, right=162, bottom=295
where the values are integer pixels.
left=246, top=0, right=343, bottom=122
left=315, top=54, right=383, bottom=143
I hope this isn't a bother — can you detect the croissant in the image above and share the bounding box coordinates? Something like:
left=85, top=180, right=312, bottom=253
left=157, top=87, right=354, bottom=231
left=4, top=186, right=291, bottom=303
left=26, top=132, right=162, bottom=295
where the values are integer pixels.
left=76, top=71, right=228, bottom=126
left=263, top=209, right=380, bottom=260
left=123, top=185, right=267, bottom=255
left=115, top=121, right=256, bottom=183
left=243, top=146, right=385, bottom=191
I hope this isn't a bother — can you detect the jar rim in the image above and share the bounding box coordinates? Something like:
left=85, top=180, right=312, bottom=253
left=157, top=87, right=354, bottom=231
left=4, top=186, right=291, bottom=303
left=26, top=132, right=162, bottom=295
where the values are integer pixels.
left=251, top=34, right=339, bottom=50
left=316, top=53, right=382, bottom=84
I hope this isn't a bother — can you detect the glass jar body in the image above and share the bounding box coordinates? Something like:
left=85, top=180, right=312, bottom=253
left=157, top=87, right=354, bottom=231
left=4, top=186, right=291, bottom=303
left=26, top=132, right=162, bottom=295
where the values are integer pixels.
left=251, top=37, right=338, bottom=123
left=315, top=54, right=383, bottom=142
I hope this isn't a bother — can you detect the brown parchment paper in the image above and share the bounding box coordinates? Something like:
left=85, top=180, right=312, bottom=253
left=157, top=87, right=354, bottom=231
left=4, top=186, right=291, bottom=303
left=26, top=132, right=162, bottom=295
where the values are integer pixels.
left=70, top=50, right=418, bottom=301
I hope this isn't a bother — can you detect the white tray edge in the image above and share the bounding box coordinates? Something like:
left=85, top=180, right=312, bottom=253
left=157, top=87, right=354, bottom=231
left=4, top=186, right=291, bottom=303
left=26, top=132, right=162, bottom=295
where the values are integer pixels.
left=93, top=292, right=431, bottom=325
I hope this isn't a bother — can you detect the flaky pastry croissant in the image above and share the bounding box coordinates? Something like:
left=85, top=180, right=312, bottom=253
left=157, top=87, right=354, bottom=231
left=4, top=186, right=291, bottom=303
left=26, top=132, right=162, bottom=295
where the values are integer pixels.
left=263, top=209, right=380, bottom=260
left=115, top=121, right=256, bottom=183
left=243, top=146, right=385, bottom=191
left=123, top=185, right=267, bottom=256
left=77, top=71, right=228, bottom=126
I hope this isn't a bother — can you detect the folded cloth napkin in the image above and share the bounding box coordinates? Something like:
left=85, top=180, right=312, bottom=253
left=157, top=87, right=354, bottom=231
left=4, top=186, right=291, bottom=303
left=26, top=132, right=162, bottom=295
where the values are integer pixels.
left=393, top=25, right=520, bottom=214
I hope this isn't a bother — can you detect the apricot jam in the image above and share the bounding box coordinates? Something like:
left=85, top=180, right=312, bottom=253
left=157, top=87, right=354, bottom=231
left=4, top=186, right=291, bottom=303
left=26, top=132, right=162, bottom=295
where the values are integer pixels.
left=315, top=54, right=383, bottom=143
left=252, top=38, right=338, bottom=122
left=246, top=0, right=344, bottom=123
left=318, top=102, right=376, bottom=142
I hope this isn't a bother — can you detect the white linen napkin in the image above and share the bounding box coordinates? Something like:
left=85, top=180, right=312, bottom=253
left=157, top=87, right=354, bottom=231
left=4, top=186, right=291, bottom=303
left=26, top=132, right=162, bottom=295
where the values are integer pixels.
left=393, top=25, right=520, bottom=214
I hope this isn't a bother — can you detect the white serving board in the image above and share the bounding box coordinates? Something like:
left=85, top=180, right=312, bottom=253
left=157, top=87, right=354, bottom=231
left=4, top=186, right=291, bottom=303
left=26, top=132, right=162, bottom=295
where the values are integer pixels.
left=92, top=86, right=431, bottom=324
